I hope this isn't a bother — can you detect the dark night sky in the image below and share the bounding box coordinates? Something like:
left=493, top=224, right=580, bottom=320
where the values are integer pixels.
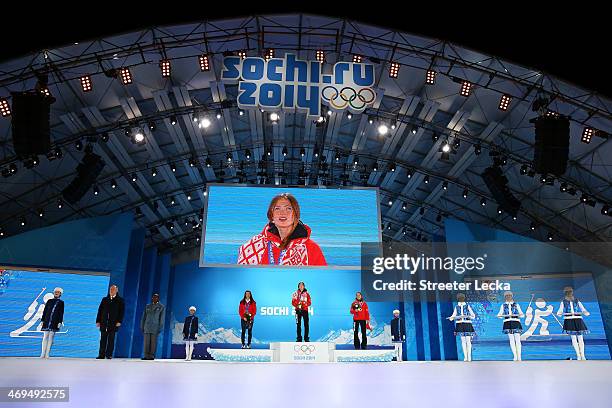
left=2, top=5, right=610, bottom=97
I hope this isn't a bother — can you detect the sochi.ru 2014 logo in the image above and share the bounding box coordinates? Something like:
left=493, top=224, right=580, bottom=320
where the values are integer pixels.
left=221, top=53, right=376, bottom=118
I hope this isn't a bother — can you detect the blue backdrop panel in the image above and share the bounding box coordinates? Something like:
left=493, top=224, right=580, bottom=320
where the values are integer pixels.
left=201, top=186, right=380, bottom=267
left=169, top=262, right=398, bottom=359
left=461, top=273, right=610, bottom=360
left=0, top=269, right=109, bottom=357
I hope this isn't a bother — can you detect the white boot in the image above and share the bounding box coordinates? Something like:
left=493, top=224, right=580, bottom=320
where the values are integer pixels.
left=508, top=334, right=517, bottom=361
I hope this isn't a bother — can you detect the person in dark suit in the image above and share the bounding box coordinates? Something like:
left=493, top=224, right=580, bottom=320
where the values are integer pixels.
left=390, top=309, right=406, bottom=362
left=96, top=285, right=125, bottom=359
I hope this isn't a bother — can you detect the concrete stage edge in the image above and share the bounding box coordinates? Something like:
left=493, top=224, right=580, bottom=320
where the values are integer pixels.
left=1, top=358, right=611, bottom=407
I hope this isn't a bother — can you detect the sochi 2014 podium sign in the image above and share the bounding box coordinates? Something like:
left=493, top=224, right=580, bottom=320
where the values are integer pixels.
left=270, top=342, right=334, bottom=363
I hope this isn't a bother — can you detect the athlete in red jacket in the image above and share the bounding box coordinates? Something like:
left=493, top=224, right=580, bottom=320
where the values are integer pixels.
left=237, top=193, right=327, bottom=266
left=292, top=282, right=312, bottom=342
left=351, top=292, right=370, bottom=350
left=238, top=290, right=256, bottom=348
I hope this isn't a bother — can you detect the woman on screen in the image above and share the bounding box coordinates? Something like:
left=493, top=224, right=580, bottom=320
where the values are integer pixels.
left=292, top=282, right=311, bottom=342
left=350, top=292, right=370, bottom=350
left=239, top=290, right=257, bottom=349
left=237, top=193, right=326, bottom=266
left=556, top=286, right=590, bottom=360
left=497, top=291, right=524, bottom=361
left=447, top=293, right=476, bottom=361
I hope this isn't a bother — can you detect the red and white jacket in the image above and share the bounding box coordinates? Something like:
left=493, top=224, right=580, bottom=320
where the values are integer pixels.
left=237, top=222, right=327, bottom=266
left=350, top=300, right=370, bottom=321
left=239, top=300, right=257, bottom=320
left=292, top=290, right=312, bottom=311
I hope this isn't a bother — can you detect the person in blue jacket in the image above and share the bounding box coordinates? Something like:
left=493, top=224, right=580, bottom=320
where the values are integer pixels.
left=390, top=309, right=405, bottom=362
left=40, top=287, right=65, bottom=359
left=183, top=306, right=199, bottom=361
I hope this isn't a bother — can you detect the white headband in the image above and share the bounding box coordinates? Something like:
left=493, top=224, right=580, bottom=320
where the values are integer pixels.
left=189, top=306, right=196, bottom=311
left=393, top=309, right=400, bottom=314
left=54, top=287, right=64, bottom=294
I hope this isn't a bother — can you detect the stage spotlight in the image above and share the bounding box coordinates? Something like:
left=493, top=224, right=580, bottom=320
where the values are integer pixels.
left=327, top=109, right=332, bottom=116
left=0, top=98, right=11, bottom=116
left=389, top=162, right=396, bottom=172
left=547, top=232, right=553, bottom=241
left=20, top=217, right=26, bottom=226
left=426, top=70, right=436, bottom=85
left=132, top=129, right=145, bottom=145
left=205, top=158, right=212, bottom=167
left=93, top=184, right=100, bottom=196
left=170, top=196, right=176, bottom=206
left=347, top=113, right=352, bottom=119
left=406, top=168, right=413, bottom=178
left=373, top=162, right=379, bottom=172
left=442, top=181, right=448, bottom=190
left=316, top=115, right=325, bottom=124
left=166, top=222, right=174, bottom=231
left=131, top=174, right=137, bottom=183
left=474, top=144, right=481, bottom=155
left=38, top=208, right=44, bottom=217
left=378, top=124, right=389, bottom=135
left=441, top=142, right=451, bottom=153
left=354, top=156, right=359, bottom=165
left=170, top=163, right=177, bottom=172
left=57, top=199, right=63, bottom=209
left=245, top=149, right=251, bottom=160
left=581, top=127, right=593, bottom=144
left=352, top=54, right=362, bottom=63
left=402, top=202, right=407, bottom=210
left=151, top=167, right=158, bottom=177
left=463, top=188, right=468, bottom=198
left=135, top=207, right=142, bottom=217
left=148, top=121, right=156, bottom=131
left=560, top=182, right=568, bottom=192
left=316, top=50, right=325, bottom=63
left=424, top=175, right=429, bottom=184
left=189, top=157, right=196, bottom=167
left=389, top=62, right=400, bottom=78
left=239, top=110, right=244, bottom=116
left=238, top=50, right=247, bottom=59
left=80, top=75, right=93, bottom=92
left=282, top=146, right=288, bottom=157
left=170, top=115, right=177, bottom=125
left=530, top=222, right=536, bottom=231
left=100, top=132, right=109, bottom=143
left=480, top=197, right=487, bottom=206
left=119, top=67, right=132, bottom=85
left=110, top=179, right=117, bottom=189
left=160, top=60, right=171, bottom=78
left=23, top=156, right=39, bottom=169
left=187, top=193, right=192, bottom=201
left=199, top=55, right=210, bottom=71
left=215, top=111, right=222, bottom=120
left=388, top=199, right=393, bottom=206
left=431, top=132, right=439, bottom=142
left=520, top=164, right=528, bottom=175
left=601, top=205, right=610, bottom=216
left=269, top=112, right=279, bottom=123
left=498, top=94, right=512, bottom=111
left=497, top=206, right=503, bottom=214
left=460, top=81, right=472, bottom=97
left=264, top=49, right=274, bottom=61
left=199, top=117, right=211, bottom=129
left=226, top=152, right=232, bottom=163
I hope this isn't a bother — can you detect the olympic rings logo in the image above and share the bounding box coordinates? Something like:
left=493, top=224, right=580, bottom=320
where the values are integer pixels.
left=321, top=86, right=376, bottom=111
left=293, top=345, right=316, bottom=355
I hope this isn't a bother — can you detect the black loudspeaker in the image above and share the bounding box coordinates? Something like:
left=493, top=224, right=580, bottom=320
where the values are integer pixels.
left=482, top=166, right=521, bottom=216
left=533, top=115, right=570, bottom=176
left=10, top=91, right=53, bottom=158
left=62, top=152, right=106, bottom=204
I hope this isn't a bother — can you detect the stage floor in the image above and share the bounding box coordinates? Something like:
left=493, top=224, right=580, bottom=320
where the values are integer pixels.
left=1, top=358, right=612, bottom=407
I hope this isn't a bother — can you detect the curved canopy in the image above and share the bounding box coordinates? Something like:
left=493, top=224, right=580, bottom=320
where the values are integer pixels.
left=0, top=14, right=610, bottom=253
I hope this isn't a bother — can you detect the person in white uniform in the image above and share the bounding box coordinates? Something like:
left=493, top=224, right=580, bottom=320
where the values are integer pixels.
left=556, top=286, right=590, bottom=360
left=497, top=291, right=524, bottom=361
left=447, top=293, right=476, bottom=361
